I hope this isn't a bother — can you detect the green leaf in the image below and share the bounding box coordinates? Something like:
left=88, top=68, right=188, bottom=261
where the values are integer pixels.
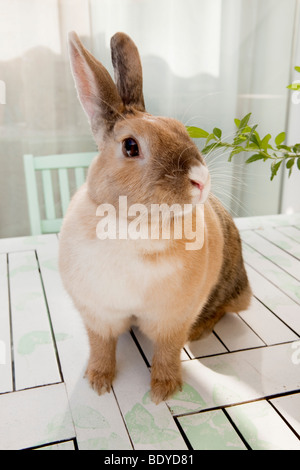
left=287, top=83, right=300, bottom=90
left=245, top=124, right=258, bottom=144
left=277, top=144, right=292, bottom=152
left=186, top=126, right=209, bottom=139
left=239, top=113, right=252, bottom=130
left=295, top=66, right=300, bottom=73
left=202, top=142, right=222, bottom=155
left=249, top=131, right=261, bottom=148
left=234, top=118, right=240, bottom=128
left=286, top=158, right=295, bottom=169
left=245, top=154, right=265, bottom=164
left=239, top=125, right=252, bottom=135
left=293, top=143, right=300, bottom=154
left=213, top=127, right=222, bottom=139
left=261, top=134, right=272, bottom=151
left=297, top=157, right=300, bottom=170
left=270, top=160, right=282, bottom=180
left=233, top=135, right=247, bottom=145
left=246, top=143, right=260, bottom=150
left=286, top=158, right=295, bottom=177
left=228, top=146, right=245, bottom=162
left=205, top=133, right=217, bottom=146
left=275, top=132, right=286, bottom=146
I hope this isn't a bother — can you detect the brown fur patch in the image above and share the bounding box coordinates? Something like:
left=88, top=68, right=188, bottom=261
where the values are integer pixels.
left=188, top=194, right=252, bottom=341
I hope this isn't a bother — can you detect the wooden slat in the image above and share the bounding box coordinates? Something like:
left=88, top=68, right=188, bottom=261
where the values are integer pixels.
left=214, top=311, right=265, bottom=351
left=0, top=254, right=13, bottom=394
left=241, top=242, right=300, bottom=305
left=239, top=296, right=298, bottom=345
left=245, top=264, right=300, bottom=336
left=0, top=384, right=75, bottom=450
left=270, top=393, right=300, bottom=437
left=58, top=169, right=70, bottom=215
left=184, top=333, right=227, bottom=359
left=23, top=154, right=42, bottom=235
left=41, top=170, right=56, bottom=220
left=33, top=153, right=95, bottom=170
left=227, top=400, right=300, bottom=450
left=241, top=230, right=300, bottom=280
left=178, top=410, right=247, bottom=450
left=276, top=225, right=300, bottom=243
left=74, top=167, right=86, bottom=188
left=234, top=213, right=300, bottom=231
left=8, top=251, right=61, bottom=390
left=255, top=227, right=300, bottom=260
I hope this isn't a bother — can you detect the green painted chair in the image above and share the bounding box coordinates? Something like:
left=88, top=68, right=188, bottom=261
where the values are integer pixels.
left=23, top=152, right=96, bottom=235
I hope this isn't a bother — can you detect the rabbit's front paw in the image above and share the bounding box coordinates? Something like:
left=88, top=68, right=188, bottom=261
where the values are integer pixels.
left=85, top=367, right=115, bottom=395
left=150, top=377, right=182, bottom=404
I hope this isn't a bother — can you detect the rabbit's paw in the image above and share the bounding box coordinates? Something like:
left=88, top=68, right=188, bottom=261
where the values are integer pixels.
left=150, top=377, right=182, bottom=404
left=85, top=367, right=115, bottom=395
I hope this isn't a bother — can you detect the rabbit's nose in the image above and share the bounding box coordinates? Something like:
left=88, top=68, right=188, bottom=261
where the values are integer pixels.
left=190, top=179, right=204, bottom=191
left=189, top=164, right=211, bottom=204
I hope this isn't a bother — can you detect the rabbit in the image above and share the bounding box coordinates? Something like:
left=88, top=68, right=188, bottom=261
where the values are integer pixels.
left=59, top=31, right=252, bottom=404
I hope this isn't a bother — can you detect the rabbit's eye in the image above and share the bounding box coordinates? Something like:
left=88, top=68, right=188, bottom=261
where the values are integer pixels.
left=122, top=138, right=140, bottom=158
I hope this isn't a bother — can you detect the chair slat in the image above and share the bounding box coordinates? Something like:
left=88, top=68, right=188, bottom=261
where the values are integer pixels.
left=41, top=170, right=55, bottom=220
left=58, top=169, right=70, bottom=215
left=75, top=167, right=86, bottom=188
left=23, top=154, right=42, bottom=235
left=34, top=152, right=95, bottom=170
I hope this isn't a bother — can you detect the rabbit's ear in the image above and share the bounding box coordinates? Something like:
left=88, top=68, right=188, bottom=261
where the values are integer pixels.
left=110, top=33, right=145, bottom=112
left=68, top=32, right=123, bottom=136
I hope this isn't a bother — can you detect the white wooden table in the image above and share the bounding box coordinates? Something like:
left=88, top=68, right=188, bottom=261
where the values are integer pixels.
left=0, top=213, right=300, bottom=450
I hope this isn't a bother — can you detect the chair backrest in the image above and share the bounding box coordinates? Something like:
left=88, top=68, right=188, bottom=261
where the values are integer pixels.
left=23, top=152, right=96, bottom=235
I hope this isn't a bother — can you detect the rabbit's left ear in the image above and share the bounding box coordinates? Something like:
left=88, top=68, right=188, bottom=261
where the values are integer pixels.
left=111, top=32, right=145, bottom=112
left=68, top=31, right=123, bottom=136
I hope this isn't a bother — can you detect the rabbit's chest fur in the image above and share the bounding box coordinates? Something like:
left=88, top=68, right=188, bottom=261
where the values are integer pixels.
left=72, top=237, right=178, bottom=314
left=59, top=187, right=181, bottom=317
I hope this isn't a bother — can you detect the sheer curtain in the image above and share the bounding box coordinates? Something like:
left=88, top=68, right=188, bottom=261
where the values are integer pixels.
left=0, top=0, right=299, bottom=237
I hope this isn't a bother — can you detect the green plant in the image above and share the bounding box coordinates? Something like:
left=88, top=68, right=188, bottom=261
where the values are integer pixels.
left=187, top=66, right=300, bottom=180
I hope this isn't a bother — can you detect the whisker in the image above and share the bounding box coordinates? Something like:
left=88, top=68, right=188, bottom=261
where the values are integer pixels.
left=211, top=184, right=254, bottom=217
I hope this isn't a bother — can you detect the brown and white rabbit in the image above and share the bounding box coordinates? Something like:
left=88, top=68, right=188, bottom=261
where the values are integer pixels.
left=59, top=31, right=252, bottom=404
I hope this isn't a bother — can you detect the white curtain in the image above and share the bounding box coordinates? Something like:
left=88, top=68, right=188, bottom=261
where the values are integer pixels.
left=0, top=0, right=299, bottom=237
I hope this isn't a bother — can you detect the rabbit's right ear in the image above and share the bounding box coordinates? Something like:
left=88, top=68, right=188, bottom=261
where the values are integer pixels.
left=111, top=33, right=145, bottom=112
left=68, top=32, right=123, bottom=138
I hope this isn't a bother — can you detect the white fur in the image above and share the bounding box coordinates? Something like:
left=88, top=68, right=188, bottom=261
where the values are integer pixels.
left=75, top=238, right=177, bottom=314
